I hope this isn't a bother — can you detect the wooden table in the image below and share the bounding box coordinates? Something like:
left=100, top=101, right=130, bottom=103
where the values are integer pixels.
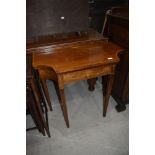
left=32, top=39, right=123, bottom=128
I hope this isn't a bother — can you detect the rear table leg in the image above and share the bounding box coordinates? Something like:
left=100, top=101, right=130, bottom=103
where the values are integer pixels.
left=87, top=78, right=97, bottom=91
left=102, top=75, right=114, bottom=117
left=41, top=79, right=53, bottom=111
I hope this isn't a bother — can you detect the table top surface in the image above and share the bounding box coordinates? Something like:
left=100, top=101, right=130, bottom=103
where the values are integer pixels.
left=33, top=39, right=123, bottom=74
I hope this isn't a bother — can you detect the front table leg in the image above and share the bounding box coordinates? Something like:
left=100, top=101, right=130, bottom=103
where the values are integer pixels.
left=57, top=75, right=70, bottom=128
left=59, top=88, right=70, bottom=128
left=102, top=75, right=114, bottom=117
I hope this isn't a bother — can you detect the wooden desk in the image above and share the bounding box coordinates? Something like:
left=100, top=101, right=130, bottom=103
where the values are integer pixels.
left=32, top=39, right=123, bottom=128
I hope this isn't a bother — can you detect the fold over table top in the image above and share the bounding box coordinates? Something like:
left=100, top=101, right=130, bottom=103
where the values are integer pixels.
left=33, top=40, right=123, bottom=74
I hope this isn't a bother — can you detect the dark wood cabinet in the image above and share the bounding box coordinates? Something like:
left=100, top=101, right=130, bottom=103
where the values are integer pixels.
left=107, top=7, right=129, bottom=111
left=89, top=0, right=128, bottom=32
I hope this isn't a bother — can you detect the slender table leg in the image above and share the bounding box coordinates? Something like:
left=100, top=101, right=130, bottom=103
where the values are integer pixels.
left=87, top=78, right=97, bottom=91
left=103, top=75, right=114, bottom=117
left=102, top=76, right=108, bottom=96
left=53, top=81, right=61, bottom=103
left=58, top=88, right=70, bottom=128
left=41, top=79, right=53, bottom=111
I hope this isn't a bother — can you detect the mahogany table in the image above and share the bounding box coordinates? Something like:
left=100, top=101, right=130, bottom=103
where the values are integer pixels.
left=32, top=39, right=123, bottom=128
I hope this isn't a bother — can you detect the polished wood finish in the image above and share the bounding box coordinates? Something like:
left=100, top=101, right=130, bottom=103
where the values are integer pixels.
left=30, top=39, right=123, bottom=127
left=32, top=40, right=122, bottom=73
left=27, top=29, right=104, bottom=112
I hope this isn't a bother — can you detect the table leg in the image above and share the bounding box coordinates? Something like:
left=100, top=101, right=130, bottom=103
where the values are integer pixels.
left=103, top=75, right=114, bottom=117
left=87, top=78, right=97, bottom=91
left=53, top=81, right=61, bottom=103
left=102, top=76, right=108, bottom=96
left=58, top=88, right=70, bottom=128
left=41, top=79, right=53, bottom=111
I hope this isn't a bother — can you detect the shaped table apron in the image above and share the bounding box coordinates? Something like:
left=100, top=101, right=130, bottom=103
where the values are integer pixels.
left=57, top=63, right=116, bottom=89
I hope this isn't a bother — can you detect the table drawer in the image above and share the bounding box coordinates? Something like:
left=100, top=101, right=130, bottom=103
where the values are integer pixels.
left=63, top=64, right=115, bottom=84
left=85, top=65, right=114, bottom=78
left=63, top=70, right=87, bottom=83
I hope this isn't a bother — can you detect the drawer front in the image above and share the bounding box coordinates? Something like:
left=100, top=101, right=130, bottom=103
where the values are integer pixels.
left=63, top=64, right=115, bottom=84
left=63, top=69, right=87, bottom=83
left=86, top=65, right=114, bottom=78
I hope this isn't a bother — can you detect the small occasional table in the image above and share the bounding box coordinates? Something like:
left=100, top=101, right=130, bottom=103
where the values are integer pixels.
left=32, top=39, right=123, bottom=128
